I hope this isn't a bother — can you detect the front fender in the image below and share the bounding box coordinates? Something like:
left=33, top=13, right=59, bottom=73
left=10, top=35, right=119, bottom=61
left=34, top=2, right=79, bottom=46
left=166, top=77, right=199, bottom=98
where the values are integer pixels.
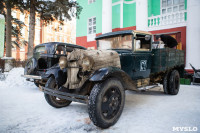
left=89, top=67, right=125, bottom=82
left=42, top=65, right=67, bottom=86
left=89, top=67, right=137, bottom=90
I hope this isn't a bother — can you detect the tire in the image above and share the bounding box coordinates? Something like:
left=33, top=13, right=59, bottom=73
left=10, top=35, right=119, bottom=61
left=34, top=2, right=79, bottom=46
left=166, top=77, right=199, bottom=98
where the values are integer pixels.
left=44, top=76, right=71, bottom=108
left=163, top=71, right=170, bottom=94
left=34, top=80, right=39, bottom=87
left=88, top=78, right=125, bottom=129
left=169, top=70, right=180, bottom=95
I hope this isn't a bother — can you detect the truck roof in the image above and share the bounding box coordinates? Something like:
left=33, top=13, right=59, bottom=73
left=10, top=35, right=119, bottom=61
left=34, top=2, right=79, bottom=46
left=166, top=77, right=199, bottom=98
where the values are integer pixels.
left=95, top=30, right=152, bottom=40
left=35, top=42, right=86, bottom=50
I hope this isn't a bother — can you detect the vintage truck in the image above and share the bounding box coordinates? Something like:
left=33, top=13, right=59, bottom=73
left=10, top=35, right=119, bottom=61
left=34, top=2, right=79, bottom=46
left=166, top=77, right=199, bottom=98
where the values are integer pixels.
left=42, top=30, right=185, bottom=128
left=23, top=42, right=86, bottom=87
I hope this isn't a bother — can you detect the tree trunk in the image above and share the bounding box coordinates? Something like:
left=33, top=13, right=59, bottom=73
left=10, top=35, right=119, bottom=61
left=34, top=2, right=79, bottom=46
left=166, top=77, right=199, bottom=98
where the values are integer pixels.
left=27, top=0, right=36, bottom=59
left=6, top=0, right=12, bottom=57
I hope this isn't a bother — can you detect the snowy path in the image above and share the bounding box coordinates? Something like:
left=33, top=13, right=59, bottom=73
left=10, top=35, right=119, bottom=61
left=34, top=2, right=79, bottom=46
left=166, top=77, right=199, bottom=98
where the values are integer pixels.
left=0, top=68, right=200, bottom=133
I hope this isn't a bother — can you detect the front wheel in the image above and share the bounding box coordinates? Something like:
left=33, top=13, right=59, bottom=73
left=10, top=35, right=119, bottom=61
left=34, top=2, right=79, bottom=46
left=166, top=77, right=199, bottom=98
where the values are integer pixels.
left=44, top=76, right=71, bottom=108
left=88, top=78, right=125, bottom=129
left=34, top=80, right=39, bottom=87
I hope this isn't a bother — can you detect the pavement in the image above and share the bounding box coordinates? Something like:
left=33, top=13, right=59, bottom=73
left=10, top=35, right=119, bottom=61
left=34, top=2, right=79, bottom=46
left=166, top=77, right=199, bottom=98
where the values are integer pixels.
left=0, top=68, right=200, bottom=133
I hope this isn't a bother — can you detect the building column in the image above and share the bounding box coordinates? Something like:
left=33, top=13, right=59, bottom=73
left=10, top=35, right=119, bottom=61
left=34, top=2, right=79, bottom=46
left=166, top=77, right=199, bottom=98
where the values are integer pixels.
left=186, top=0, right=200, bottom=69
left=102, top=0, right=112, bottom=34
left=0, top=14, right=5, bottom=57
left=136, top=0, right=148, bottom=31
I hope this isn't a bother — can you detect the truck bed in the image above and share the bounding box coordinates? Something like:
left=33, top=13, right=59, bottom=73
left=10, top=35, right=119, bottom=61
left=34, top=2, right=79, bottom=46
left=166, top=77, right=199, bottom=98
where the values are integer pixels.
left=151, top=48, right=185, bottom=73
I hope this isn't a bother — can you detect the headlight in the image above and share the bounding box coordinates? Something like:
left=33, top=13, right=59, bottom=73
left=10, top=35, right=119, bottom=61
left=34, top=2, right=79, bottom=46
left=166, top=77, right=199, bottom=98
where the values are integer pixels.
left=59, top=56, right=68, bottom=70
left=81, top=56, right=94, bottom=71
left=83, top=58, right=90, bottom=65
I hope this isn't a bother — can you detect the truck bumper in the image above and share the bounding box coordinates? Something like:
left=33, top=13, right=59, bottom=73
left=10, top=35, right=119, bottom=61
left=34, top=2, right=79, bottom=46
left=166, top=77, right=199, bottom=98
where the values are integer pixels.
left=21, top=75, right=42, bottom=80
left=42, top=87, right=88, bottom=104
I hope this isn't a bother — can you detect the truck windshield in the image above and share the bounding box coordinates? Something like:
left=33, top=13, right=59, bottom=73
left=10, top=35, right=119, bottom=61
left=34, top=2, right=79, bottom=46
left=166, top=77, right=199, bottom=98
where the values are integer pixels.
left=98, top=34, right=132, bottom=50
left=35, top=46, right=45, bottom=53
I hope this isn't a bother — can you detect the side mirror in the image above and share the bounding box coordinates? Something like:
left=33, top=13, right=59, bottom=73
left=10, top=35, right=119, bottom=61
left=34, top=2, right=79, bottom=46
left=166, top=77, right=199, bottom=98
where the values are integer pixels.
left=145, top=35, right=151, bottom=41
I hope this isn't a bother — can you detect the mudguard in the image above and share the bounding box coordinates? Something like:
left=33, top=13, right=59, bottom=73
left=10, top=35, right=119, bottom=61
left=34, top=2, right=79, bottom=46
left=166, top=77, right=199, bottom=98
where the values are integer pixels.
left=42, top=64, right=67, bottom=86
left=89, top=67, right=137, bottom=90
left=89, top=67, right=126, bottom=82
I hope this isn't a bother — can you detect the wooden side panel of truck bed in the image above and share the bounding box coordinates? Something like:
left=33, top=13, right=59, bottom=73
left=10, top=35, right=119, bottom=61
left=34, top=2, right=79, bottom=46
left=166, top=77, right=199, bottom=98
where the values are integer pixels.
left=151, top=48, right=185, bottom=73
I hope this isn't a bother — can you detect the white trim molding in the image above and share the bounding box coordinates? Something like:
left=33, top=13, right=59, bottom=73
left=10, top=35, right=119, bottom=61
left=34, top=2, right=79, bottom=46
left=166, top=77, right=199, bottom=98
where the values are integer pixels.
left=148, top=22, right=186, bottom=31
left=148, top=10, right=187, bottom=30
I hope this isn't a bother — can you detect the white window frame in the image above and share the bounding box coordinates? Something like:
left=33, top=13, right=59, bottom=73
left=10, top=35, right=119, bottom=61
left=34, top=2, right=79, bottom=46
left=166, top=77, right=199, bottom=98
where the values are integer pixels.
left=88, top=0, right=96, bottom=4
left=36, top=17, right=40, bottom=26
left=87, top=16, right=96, bottom=35
left=59, top=36, right=62, bottom=42
left=55, top=36, right=57, bottom=42
left=11, top=11, right=17, bottom=18
left=64, top=25, right=67, bottom=33
left=21, top=27, right=25, bottom=37
left=64, top=37, right=67, bottom=42
left=47, top=24, right=52, bottom=33
left=35, top=29, right=40, bottom=41
left=161, top=0, right=185, bottom=15
left=20, top=12, right=25, bottom=22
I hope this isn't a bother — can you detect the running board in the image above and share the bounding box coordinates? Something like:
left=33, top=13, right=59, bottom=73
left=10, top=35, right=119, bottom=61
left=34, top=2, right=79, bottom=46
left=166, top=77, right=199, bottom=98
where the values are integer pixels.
left=42, top=87, right=88, bottom=104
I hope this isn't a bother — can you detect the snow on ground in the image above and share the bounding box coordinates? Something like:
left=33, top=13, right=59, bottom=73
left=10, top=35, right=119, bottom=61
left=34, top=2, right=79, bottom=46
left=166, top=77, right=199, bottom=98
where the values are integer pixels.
left=0, top=68, right=200, bottom=133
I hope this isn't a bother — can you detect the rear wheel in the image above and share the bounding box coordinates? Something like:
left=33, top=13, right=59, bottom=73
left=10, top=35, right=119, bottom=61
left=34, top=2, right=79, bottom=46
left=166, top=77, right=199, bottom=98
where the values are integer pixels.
left=169, top=70, right=180, bottom=95
left=88, top=78, right=125, bottom=129
left=44, top=76, right=71, bottom=108
left=163, top=71, right=171, bottom=94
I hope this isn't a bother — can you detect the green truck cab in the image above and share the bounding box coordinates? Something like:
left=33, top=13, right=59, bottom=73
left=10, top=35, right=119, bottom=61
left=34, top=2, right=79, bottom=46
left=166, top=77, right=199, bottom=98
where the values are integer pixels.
left=42, top=30, right=185, bottom=129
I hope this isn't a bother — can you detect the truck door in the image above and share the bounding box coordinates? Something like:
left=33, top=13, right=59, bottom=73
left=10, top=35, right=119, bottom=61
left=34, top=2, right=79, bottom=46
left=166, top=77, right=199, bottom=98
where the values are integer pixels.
left=131, top=33, right=152, bottom=80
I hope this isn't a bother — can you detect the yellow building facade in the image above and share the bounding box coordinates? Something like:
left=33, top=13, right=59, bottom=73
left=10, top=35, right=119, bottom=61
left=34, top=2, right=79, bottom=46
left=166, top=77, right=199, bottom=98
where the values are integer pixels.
left=10, top=9, right=76, bottom=61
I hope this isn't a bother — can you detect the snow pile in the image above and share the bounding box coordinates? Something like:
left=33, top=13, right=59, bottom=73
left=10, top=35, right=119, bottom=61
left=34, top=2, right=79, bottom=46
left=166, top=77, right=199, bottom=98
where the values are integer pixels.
left=0, top=67, right=34, bottom=88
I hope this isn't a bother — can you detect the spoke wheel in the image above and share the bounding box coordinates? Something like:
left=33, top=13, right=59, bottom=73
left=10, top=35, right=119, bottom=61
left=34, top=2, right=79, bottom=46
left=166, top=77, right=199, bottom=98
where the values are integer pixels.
left=101, top=87, right=121, bottom=119
left=88, top=78, right=125, bottom=129
left=44, top=76, right=71, bottom=108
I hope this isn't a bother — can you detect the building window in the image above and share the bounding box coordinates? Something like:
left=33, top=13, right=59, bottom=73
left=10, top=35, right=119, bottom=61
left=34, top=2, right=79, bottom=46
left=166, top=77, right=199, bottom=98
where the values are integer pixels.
left=59, top=36, right=62, bottom=42
left=64, top=25, right=67, bottom=33
left=64, top=37, right=67, bottom=42
left=36, top=17, right=40, bottom=26
left=161, top=0, right=185, bottom=14
left=12, top=11, right=17, bottom=18
left=47, top=24, right=52, bottom=33
left=20, top=13, right=25, bottom=22
left=55, top=36, right=57, bottom=42
left=88, top=17, right=96, bottom=34
left=88, top=0, right=96, bottom=4
left=21, top=27, right=25, bottom=37
left=35, top=29, right=40, bottom=41
left=59, top=25, right=62, bottom=31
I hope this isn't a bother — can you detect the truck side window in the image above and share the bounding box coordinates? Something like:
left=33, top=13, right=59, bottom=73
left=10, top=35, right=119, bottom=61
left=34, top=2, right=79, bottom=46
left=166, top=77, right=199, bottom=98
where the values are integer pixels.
left=134, top=34, right=151, bottom=51
left=136, top=40, right=141, bottom=50
left=56, top=45, right=65, bottom=55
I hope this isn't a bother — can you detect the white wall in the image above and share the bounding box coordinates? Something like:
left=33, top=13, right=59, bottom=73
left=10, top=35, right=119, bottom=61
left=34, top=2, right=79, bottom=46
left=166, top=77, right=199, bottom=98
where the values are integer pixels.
left=102, top=0, right=112, bottom=34
left=136, top=0, right=148, bottom=31
left=186, top=0, right=200, bottom=69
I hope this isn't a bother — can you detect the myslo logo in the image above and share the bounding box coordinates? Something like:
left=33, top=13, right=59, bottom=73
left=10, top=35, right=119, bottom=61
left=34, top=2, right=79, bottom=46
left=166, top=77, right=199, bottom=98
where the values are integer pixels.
left=172, top=127, right=198, bottom=132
